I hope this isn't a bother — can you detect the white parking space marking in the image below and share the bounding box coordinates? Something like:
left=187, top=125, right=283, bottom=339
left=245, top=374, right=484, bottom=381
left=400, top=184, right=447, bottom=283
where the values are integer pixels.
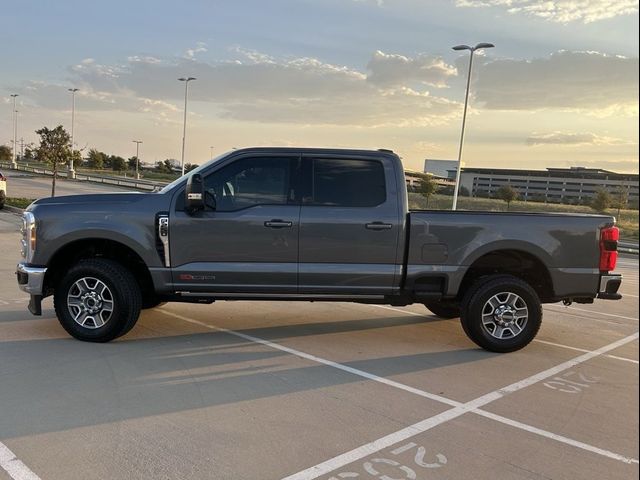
left=0, top=443, right=41, bottom=480
left=546, top=305, right=638, bottom=322
left=534, top=339, right=638, bottom=364
left=371, top=304, right=639, bottom=364
left=283, top=332, right=639, bottom=480
left=472, top=410, right=639, bottom=466
left=159, top=310, right=461, bottom=407
left=159, top=309, right=639, bottom=475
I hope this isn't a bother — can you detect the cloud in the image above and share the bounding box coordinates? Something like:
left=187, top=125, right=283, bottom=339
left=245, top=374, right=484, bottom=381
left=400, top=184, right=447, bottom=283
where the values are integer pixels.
left=62, top=48, right=461, bottom=126
left=12, top=81, right=181, bottom=123
left=455, top=0, right=638, bottom=23
left=473, top=50, right=638, bottom=113
left=366, top=50, right=457, bottom=88
left=525, top=131, right=635, bottom=146
left=184, top=41, right=208, bottom=60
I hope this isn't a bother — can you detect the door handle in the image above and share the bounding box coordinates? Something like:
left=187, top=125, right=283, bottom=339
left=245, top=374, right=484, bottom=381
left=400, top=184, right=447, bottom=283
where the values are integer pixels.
left=365, top=222, right=393, bottom=230
left=264, top=219, right=293, bottom=228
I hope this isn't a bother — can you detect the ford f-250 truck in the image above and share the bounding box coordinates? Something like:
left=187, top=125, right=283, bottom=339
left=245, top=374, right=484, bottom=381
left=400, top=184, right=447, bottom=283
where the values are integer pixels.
left=16, top=147, right=623, bottom=352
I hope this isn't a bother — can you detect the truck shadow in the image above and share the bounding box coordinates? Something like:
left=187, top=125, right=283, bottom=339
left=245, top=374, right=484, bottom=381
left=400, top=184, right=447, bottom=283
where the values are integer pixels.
left=0, top=313, right=491, bottom=440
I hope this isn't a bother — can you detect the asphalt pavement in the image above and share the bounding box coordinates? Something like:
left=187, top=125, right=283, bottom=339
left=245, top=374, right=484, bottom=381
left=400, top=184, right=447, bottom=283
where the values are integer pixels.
left=0, top=208, right=637, bottom=480
left=1, top=172, right=135, bottom=200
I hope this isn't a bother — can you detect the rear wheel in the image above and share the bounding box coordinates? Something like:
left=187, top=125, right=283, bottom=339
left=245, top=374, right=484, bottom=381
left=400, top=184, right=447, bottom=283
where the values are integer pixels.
left=54, top=259, right=142, bottom=342
left=424, top=301, right=460, bottom=319
left=460, top=275, right=542, bottom=353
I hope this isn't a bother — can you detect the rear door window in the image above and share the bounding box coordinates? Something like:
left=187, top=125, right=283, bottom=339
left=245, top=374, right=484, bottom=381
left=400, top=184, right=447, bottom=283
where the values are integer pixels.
left=310, top=158, right=386, bottom=207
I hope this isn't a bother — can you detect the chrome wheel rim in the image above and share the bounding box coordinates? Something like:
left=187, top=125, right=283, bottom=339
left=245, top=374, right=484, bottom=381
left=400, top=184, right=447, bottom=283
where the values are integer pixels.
left=481, top=291, right=528, bottom=340
left=67, top=277, right=114, bottom=329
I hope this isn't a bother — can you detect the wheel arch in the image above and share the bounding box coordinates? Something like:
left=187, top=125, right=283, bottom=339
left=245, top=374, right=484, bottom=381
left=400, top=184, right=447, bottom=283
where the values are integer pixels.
left=43, top=238, right=155, bottom=301
left=458, top=248, right=555, bottom=303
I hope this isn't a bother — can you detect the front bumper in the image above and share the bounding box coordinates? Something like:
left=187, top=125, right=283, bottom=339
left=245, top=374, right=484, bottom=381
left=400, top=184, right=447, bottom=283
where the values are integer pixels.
left=597, top=274, right=623, bottom=300
left=16, top=262, right=47, bottom=315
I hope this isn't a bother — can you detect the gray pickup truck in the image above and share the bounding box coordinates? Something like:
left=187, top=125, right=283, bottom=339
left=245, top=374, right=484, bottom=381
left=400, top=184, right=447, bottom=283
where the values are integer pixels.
left=16, top=147, right=623, bottom=352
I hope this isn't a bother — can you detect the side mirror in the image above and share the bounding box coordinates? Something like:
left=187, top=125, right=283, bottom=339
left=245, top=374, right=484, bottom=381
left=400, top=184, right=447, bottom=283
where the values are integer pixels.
left=185, top=173, right=205, bottom=214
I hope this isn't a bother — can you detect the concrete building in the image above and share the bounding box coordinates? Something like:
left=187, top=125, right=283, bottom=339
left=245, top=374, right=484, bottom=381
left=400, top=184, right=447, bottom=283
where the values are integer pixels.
left=459, top=167, right=639, bottom=207
left=405, top=169, right=456, bottom=191
left=424, top=159, right=457, bottom=178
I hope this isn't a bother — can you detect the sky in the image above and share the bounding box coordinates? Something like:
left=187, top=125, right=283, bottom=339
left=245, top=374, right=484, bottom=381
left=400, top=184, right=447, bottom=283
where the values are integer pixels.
left=1, top=0, right=638, bottom=173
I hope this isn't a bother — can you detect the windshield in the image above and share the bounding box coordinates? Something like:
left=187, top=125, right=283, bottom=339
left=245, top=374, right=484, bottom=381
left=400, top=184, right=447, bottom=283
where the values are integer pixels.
left=157, top=151, right=233, bottom=193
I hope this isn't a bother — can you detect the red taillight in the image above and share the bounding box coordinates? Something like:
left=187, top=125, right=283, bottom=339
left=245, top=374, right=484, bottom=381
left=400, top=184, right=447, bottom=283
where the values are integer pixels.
left=599, top=226, right=619, bottom=272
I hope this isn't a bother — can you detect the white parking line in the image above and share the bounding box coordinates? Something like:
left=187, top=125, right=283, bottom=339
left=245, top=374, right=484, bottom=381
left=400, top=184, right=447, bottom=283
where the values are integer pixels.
left=546, top=305, right=639, bottom=322
left=371, top=305, right=639, bottom=364
left=534, top=339, right=638, bottom=364
left=159, top=310, right=461, bottom=407
left=159, top=309, right=639, bottom=473
left=282, top=332, right=639, bottom=479
left=0, top=443, right=41, bottom=480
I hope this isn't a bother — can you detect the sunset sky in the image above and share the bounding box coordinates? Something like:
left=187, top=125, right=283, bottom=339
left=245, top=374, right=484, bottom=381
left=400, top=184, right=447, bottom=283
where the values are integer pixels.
left=2, top=0, right=638, bottom=173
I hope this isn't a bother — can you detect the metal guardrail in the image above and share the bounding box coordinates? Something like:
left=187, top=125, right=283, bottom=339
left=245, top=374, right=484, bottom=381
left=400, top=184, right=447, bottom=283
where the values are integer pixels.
left=619, top=241, right=639, bottom=255
left=0, top=162, right=168, bottom=192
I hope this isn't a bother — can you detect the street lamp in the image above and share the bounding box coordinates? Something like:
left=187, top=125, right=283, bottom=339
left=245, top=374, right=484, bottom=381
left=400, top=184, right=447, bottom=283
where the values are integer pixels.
left=451, top=42, right=494, bottom=211
left=10, top=94, right=18, bottom=168
left=68, top=88, right=79, bottom=179
left=178, top=77, right=196, bottom=176
left=210, top=145, right=215, bottom=160
left=132, top=140, right=143, bottom=179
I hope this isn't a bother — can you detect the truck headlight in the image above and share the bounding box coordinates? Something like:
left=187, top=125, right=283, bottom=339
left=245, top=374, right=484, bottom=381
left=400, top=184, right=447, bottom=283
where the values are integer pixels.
left=20, top=212, right=36, bottom=263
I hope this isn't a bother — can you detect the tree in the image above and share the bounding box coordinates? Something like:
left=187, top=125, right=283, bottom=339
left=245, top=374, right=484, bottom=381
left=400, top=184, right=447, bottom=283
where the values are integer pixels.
left=184, top=163, right=199, bottom=173
left=612, top=186, right=629, bottom=217
left=71, top=150, right=83, bottom=169
left=591, top=188, right=611, bottom=213
left=155, top=159, right=176, bottom=174
left=496, top=185, right=518, bottom=210
left=110, top=155, right=127, bottom=172
left=23, top=147, right=35, bottom=161
left=0, top=145, right=11, bottom=162
left=87, top=148, right=106, bottom=169
left=35, top=125, right=71, bottom=197
left=417, top=174, right=438, bottom=207
left=128, top=156, right=139, bottom=170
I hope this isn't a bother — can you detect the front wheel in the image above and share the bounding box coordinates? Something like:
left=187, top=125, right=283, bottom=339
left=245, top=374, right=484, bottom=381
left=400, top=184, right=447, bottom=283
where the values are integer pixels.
left=54, top=259, right=142, bottom=342
left=460, top=275, right=542, bottom=353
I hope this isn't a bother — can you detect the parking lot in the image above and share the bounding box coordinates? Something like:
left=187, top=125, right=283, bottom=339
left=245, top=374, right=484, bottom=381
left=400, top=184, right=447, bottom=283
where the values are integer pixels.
left=0, top=208, right=637, bottom=480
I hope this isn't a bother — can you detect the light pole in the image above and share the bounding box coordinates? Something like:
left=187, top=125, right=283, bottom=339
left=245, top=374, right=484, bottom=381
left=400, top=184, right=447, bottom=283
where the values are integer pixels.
left=68, top=88, right=79, bottom=179
left=451, top=42, right=494, bottom=210
left=210, top=146, right=215, bottom=160
left=132, top=140, right=142, bottom=179
left=178, top=77, right=196, bottom=176
left=10, top=94, right=18, bottom=168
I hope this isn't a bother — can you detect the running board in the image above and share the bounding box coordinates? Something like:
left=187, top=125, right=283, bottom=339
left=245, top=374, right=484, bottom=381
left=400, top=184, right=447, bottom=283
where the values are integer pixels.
left=174, top=292, right=387, bottom=302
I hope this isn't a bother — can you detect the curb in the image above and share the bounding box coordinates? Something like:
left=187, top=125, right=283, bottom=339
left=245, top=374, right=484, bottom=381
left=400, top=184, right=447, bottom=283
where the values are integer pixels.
left=1, top=205, right=25, bottom=214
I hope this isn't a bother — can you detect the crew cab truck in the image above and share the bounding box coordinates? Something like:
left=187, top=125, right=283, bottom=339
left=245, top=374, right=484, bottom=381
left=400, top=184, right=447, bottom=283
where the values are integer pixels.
left=16, top=147, right=623, bottom=352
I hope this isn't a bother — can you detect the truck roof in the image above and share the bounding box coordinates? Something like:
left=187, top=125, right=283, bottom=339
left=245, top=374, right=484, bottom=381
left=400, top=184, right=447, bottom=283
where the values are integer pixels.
left=228, top=146, right=397, bottom=157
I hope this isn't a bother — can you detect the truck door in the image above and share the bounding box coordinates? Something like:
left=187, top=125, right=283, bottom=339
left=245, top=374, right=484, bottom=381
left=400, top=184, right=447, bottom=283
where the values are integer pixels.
left=298, top=155, right=401, bottom=295
left=169, top=154, right=301, bottom=293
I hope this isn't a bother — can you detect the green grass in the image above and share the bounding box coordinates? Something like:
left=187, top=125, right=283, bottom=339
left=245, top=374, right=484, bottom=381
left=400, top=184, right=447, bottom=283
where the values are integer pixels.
left=5, top=197, right=33, bottom=209
left=409, top=193, right=639, bottom=240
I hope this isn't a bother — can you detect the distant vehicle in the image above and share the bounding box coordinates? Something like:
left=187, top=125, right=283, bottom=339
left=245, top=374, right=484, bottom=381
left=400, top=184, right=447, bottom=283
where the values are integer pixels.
left=16, top=147, right=623, bottom=352
left=0, top=171, right=6, bottom=209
